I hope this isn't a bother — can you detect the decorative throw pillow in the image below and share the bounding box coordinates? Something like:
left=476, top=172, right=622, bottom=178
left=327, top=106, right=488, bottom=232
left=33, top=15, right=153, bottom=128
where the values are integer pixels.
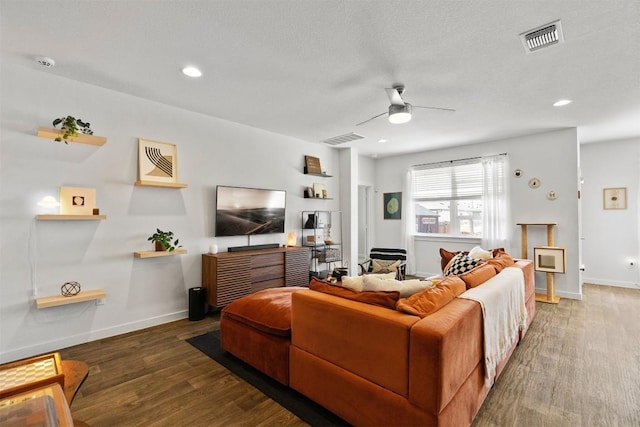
left=486, top=251, right=515, bottom=273
left=396, top=276, right=466, bottom=318
left=341, top=272, right=396, bottom=292
left=362, top=276, right=433, bottom=298
left=371, top=259, right=401, bottom=274
left=443, top=253, right=481, bottom=276
left=309, top=277, right=399, bottom=309
left=459, top=263, right=497, bottom=289
left=468, top=246, right=492, bottom=260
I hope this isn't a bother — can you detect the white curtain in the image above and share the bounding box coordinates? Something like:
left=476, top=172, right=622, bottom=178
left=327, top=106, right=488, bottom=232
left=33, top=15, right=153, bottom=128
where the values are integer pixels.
left=401, top=169, right=416, bottom=275
left=481, top=155, right=510, bottom=249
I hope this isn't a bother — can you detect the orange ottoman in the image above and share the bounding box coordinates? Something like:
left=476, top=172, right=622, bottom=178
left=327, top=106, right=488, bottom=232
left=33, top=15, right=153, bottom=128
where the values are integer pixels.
left=220, top=287, right=305, bottom=385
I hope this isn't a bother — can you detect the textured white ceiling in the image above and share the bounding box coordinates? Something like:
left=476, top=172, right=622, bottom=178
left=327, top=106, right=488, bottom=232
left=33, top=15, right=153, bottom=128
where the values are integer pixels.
left=2, top=0, right=639, bottom=157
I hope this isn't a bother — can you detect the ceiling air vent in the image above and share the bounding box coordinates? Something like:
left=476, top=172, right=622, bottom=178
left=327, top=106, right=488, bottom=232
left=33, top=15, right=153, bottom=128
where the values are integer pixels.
left=520, top=20, right=564, bottom=53
left=320, top=132, right=365, bottom=146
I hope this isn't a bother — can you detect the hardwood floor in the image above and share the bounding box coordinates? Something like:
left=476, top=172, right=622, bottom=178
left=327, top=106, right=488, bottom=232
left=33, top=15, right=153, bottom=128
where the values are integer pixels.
left=59, top=284, right=640, bottom=426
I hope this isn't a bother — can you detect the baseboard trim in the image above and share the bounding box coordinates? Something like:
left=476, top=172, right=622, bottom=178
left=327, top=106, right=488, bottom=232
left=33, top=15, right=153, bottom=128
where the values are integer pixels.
left=582, top=278, right=640, bottom=289
left=0, top=310, right=188, bottom=363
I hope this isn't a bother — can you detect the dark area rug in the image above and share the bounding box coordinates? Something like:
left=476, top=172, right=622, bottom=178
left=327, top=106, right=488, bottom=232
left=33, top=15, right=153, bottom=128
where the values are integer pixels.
left=187, top=330, right=349, bottom=427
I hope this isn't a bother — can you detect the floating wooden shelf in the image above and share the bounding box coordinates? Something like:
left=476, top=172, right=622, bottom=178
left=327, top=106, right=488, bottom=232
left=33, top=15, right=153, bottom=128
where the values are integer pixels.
left=36, top=214, right=106, bottom=221
left=37, top=127, right=107, bottom=146
left=36, top=289, right=107, bottom=309
left=134, top=248, right=187, bottom=258
left=134, top=180, right=188, bottom=189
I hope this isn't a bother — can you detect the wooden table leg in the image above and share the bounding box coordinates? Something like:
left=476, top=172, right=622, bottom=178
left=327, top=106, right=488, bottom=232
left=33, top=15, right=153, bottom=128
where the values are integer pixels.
left=61, top=360, right=89, bottom=405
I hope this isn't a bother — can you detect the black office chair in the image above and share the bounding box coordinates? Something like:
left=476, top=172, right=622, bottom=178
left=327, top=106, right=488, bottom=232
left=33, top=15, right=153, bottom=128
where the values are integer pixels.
left=359, top=247, right=408, bottom=280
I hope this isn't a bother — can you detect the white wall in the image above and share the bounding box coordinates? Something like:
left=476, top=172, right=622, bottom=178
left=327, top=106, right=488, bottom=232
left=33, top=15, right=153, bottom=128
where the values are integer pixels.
left=581, top=138, right=639, bottom=288
left=0, top=63, right=340, bottom=362
left=370, top=129, right=582, bottom=299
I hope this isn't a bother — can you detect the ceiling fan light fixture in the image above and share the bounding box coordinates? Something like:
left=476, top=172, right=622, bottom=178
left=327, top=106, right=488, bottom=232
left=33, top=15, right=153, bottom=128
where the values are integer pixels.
left=388, top=103, right=412, bottom=124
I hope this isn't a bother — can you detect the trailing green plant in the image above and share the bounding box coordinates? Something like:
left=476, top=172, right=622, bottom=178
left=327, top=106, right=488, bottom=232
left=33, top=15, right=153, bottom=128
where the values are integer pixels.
left=147, top=228, right=181, bottom=251
left=52, top=115, right=93, bottom=143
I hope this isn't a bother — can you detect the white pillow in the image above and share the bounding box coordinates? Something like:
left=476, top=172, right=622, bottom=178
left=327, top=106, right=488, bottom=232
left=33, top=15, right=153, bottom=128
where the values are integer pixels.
left=340, top=272, right=396, bottom=292
left=362, top=276, right=433, bottom=298
left=469, top=246, right=492, bottom=260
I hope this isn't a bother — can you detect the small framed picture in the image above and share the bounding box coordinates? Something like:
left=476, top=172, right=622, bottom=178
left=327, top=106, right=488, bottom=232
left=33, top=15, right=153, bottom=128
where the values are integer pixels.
left=60, top=186, right=96, bottom=215
left=304, top=155, right=322, bottom=174
left=383, top=192, right=402, bottom=220
left=603, top=187, right=627, bottom=210
left=533, top=246, right=566, bottom=273
left=138, top=138, right=179, bottom=184
left=313, top=183, right=327, bottom=198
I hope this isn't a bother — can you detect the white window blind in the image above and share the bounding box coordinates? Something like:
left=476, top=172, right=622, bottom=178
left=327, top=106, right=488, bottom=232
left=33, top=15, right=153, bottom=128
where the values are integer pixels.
left=413, top=161, right=483, bottom=201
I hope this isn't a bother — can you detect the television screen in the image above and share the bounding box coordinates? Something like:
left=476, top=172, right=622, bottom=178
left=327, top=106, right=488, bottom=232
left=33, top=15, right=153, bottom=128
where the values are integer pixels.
left=215, top=186, right=286, bottom=237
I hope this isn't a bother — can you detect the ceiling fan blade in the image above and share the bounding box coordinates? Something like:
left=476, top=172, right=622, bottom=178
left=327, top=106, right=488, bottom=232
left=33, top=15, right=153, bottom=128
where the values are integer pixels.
left=413, top=105, right=456, bottom=113
left=355, top=111, right=387, bottom=126
left=385, top=88, right=405, bottom=106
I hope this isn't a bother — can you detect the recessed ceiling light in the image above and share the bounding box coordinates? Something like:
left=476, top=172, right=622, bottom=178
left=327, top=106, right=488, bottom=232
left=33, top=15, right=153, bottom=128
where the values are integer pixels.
left=182, top=66, right=202, bottom=78
left=378, top=139, right=388, bottom=144
left=553, top=99, right=572, bottom=107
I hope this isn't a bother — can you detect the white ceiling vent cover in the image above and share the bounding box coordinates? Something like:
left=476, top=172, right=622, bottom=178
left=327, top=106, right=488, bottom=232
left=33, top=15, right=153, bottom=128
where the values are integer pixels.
left=321, top=132, right=365, bottom=146
left=520, top=20, right=564, bottom=53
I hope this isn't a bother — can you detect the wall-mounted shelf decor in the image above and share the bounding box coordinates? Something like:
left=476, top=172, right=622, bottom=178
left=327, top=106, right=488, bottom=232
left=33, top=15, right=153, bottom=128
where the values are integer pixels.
left=36, top=289, right=107, bottom=309
left=304, top=171, right=333, bottom=177
left=134, top=180, right=188, bottom=188
left=134, top=249, right=187, bottom=258
left=37, top=127, right=107, bottom=146
left=35, top=214, right=106, bottom=221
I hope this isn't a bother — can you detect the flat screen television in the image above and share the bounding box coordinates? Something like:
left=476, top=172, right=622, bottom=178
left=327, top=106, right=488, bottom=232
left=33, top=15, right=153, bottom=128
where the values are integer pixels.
left=215, top=185, right=286, bottom=237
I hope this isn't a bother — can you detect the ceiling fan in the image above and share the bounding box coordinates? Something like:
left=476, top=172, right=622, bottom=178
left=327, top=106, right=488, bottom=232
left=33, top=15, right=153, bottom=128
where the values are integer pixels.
left=356, top=85, right=455, bottom=126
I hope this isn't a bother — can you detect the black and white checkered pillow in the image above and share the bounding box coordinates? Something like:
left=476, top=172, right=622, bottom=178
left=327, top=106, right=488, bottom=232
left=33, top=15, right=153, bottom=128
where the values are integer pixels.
left=444, top=253, right=480, bottom=276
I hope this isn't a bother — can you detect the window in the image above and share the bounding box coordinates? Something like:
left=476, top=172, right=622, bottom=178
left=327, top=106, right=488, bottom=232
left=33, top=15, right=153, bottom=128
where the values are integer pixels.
left=411, top=158, right=504, bottom=237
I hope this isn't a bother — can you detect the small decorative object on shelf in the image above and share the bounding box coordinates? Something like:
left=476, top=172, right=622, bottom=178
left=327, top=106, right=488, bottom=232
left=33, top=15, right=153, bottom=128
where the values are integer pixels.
left=286, top=231, right=297, bottom=246
left=52, top=115, right=93, bottom=144
left=61, top=281, right=81, bottom=297
left=304, top=213, right=317, bottom=229
left=147, top=228, right=181, bottom=251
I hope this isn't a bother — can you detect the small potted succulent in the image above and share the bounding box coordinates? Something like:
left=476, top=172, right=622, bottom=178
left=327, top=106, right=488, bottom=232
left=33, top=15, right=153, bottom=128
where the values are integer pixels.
left=148, top=228, right=181, bottom=252
left=52, top=115, right=93, bottom=144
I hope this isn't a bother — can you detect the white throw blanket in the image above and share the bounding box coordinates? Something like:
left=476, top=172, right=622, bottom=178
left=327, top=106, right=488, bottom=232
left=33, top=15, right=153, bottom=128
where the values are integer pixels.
left=458, top=267, right=528, bottom=387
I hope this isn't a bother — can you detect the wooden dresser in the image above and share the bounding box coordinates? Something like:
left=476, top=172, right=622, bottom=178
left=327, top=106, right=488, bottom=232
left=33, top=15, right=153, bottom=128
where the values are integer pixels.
left=202, top=246, right=309, bottom=308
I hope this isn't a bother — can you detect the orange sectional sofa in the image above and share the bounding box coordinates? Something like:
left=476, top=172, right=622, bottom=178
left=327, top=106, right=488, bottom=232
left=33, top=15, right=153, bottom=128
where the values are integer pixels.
left=289, top=259, right=535, bottom=426
left=221, top=259, right=535, bottom=426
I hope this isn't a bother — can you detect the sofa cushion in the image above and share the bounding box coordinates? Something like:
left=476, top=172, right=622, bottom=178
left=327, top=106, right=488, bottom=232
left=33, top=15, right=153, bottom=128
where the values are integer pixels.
left=221, top=287, right=305, bottom=337
left=486, top=251, right=516, bottom=273
left=396, top=276, right=466, bottom=318
left=440, top=247, right=507, bottom=272
left=459, top=263, right=497, bottom=289
left=371, top=259, right=401, bottom=274
left=341, top=272, right=396, bottom=292
left=362, top=276, right=434, bottom=298
left=443, top=253, right=481, bottom=276
left=468, top=246, right=492, bottom=260
left=309, top=277, right=399, bottom=309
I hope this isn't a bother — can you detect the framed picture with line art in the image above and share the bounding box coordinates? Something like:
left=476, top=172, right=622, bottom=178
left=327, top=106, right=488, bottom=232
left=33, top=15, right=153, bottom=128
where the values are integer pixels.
left=383, top=192, right=402, bottom=220
left=138, top=138, right=179, bottom=184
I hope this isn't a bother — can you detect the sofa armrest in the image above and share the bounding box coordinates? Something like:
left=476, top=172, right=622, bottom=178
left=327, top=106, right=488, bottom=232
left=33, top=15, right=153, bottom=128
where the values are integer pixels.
left=408, top=298, right=484, bottom=414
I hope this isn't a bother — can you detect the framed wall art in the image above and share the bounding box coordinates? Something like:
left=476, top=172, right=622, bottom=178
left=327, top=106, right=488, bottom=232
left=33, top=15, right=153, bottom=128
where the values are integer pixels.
left=59, top=186, right=96, bottom=215
left=304, top=155, right=322, bottom=174
left=138, top=138, right=179, bottom=184
left=533, top=246, right=566, bottom=273
left=383, top=192, right=402, bottom=220
left=603, top=187, right=627, bottom=210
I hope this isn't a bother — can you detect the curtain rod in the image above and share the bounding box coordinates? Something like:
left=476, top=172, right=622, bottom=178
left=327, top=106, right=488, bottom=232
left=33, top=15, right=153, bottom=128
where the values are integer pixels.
left=411, top=152, right=507, bottom=169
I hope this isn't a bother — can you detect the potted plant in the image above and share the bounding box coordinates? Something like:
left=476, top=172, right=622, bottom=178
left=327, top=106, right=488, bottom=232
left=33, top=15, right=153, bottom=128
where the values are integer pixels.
left=52, top=115, right=93, bottom=144
left=147, top=228, right=181, bottom=252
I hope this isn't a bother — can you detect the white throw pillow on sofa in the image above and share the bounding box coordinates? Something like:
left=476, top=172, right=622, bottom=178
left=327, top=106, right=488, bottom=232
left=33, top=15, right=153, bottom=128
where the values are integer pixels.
left=362, top=276, right=433, bottom=298
left=341, top=272, right=396, bottom=292
left=469, top=246, right=492, bottom=260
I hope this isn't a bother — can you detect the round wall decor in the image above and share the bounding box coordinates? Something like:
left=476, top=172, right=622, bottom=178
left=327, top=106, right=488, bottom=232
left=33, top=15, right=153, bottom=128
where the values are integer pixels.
left=528, top=178, right=541, bottom=189
left=514, top=168, right=523, bottom=177
left=547, top=190, right=558, bottom=200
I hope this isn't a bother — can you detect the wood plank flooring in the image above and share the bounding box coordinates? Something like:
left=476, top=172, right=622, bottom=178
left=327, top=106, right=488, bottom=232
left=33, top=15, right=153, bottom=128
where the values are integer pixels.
left=58, top=284, right=640, bottom=426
